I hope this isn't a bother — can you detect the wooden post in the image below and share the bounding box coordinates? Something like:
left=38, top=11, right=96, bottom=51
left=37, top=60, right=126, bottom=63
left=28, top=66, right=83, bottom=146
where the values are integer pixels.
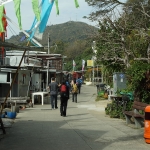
left=0, top=49, right=27, bottom=134
left=0, top=102, right=6, bottom=134
left=0, top=49, right=27, bottom=114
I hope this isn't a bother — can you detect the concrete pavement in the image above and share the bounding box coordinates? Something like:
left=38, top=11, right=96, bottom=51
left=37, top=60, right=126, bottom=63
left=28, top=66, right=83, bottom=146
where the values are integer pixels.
left=0, top=84, right=149, bottom=150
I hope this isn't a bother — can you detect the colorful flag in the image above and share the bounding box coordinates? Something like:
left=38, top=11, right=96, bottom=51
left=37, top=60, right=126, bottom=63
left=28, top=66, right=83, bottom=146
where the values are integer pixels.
left=13, top=0, right=22, bottom=30
left=0, top=6, right=7, bottom=33
left=28, top=0, right=54, bottom=41
left=73, top=60, right=76, bottom=71
left=74, top=0, right=79, bottom=8
left=82, top=59, right=85, bottom=71
left=27, top=0, right=80, bottom=43
left=73, top=60, right=76, bottom=66
left=2, top=8, right=7, bottom=31
left=55, top=0, right=59, bottom=15
left=0, top=5, right=4, bottom=32
left=32, top=0, right=41, bottom=21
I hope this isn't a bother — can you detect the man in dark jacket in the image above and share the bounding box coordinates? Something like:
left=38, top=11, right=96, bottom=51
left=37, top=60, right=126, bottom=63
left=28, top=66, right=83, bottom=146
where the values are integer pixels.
left=60, top=80, right=70, bottom=117
left=49, top=77, right=59, bottom=109
left=76, top=77, right=82, bottom=94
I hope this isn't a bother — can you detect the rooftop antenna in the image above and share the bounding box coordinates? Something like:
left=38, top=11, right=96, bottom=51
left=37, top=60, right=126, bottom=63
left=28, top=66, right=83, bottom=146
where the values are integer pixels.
left=76, top=13, right=77, bottom=21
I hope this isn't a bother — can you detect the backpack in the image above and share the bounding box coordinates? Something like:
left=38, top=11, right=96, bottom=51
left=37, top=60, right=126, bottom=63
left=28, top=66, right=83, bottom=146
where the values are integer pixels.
left=66, top=81, right=71, bottom=88
left=72, top=84, right=78, bottom=93
left=76, top=79, right=82, bottom=87
left=60, top=85, right=67, bottom=93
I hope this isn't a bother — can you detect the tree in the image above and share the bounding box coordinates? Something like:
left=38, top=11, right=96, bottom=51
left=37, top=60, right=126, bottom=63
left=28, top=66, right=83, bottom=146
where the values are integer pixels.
left=87, top=0, right=150, bottom=102
left=64, top=39, right=93, bottom=71
left=85, top=0, right=126, bottom=21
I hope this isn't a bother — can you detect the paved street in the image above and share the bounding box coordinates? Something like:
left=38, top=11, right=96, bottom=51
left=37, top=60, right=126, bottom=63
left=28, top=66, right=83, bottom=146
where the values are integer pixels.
left=0, top=85, right=149, bottom=150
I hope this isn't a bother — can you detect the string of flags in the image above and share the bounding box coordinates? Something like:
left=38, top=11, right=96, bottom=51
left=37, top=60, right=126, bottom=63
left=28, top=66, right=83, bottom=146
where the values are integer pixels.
left=0, top=0, right=80, bottom=45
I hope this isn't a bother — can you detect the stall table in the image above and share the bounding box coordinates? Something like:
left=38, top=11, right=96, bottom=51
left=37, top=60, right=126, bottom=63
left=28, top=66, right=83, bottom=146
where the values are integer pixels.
left=32, top=92, right=49, bottom=105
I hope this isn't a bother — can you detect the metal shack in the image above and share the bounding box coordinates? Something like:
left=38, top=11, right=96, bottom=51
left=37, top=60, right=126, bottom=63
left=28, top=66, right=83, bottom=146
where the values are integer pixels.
left=0, top=49, right=64, bottom=105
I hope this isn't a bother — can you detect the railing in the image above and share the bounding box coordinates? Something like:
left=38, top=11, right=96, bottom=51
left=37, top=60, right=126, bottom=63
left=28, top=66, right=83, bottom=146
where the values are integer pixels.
left=42, top=59, right=62, bottom=70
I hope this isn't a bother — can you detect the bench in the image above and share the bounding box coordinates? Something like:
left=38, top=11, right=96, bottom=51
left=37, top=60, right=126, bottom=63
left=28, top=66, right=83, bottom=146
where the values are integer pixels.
left=0, top=100, right=29, bottom=112
left=124, top=101, right=149, bottom=128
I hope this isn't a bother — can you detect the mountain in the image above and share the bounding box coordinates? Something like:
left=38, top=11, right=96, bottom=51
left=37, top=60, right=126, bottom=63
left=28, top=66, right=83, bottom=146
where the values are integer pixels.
left=6, top=21, right=98, bottom=46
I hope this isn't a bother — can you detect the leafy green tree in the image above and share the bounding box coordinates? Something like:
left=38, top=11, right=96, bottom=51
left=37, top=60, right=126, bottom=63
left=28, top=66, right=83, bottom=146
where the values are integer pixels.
left=64, top=40, right=93, bottom=71
left=85, top=0, right=126, bottom=21
left=87, top=0, right=150, bottom=117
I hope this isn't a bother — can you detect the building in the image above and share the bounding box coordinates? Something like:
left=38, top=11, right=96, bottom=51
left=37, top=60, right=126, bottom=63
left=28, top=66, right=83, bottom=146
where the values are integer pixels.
left=0, top=41, right=64, bottom=104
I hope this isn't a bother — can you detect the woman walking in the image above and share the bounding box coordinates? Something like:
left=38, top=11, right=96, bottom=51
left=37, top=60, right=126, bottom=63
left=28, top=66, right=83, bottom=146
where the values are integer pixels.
left=72, top=80, right=78, bottom=103
left=60, top=81, right=70, bottom=117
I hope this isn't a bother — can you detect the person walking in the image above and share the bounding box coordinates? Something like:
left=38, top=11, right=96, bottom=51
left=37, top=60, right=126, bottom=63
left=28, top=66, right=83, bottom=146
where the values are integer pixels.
left=60, top=81, right=69, bottom=117
left=72, top=80, right=78, bottom=103
left=49, top=77, right=59, bottom=109
left=76, top=77, right=82, bottom=94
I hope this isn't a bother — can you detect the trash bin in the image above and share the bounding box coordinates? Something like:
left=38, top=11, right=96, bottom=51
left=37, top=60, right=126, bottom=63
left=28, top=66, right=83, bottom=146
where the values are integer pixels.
left=96, top=83, right=106, bottom=95
left=144, top=105, right=150, bottom=144
left=120, top=91, right=133, bottom=101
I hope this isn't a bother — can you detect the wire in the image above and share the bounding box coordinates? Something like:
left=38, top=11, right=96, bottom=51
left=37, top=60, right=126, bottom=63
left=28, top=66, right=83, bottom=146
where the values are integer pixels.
left=7, top=23, right=18, bottom=39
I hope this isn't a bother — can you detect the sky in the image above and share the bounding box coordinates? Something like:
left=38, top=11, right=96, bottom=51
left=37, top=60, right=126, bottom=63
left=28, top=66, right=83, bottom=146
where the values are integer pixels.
left=4, top=0, right=98, bottom=39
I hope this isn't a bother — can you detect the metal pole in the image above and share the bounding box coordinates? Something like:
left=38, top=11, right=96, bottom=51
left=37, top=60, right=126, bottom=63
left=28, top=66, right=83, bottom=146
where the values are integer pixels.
left=47, top=33, right=50, bottom=86
left=97, top=65, right=98, bottom=77
left=46, top=60, right=49, bottom=87
left=10, top=74, right=11, bottom=101
left=101, top=65, right=103, bottom=83
left=48, top=33, right=50, bottom=54
left=93, top=58, right=94, bottom=85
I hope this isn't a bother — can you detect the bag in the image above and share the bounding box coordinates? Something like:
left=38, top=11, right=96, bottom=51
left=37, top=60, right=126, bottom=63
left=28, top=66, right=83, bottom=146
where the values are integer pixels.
left=77, top=79, right=82, bottom=87
left=66, top=81, right=71, bottom=88
left=60, top=85, right=67, bottom=92
left=77, top=82, right=81, bottom=87
left=72, top=84, right=78, bottom=94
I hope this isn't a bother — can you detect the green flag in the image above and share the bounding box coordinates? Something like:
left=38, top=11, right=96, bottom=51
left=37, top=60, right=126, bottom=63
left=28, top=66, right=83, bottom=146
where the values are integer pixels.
left=74, top=0, right=79, bottom=8
left=55, top=0, right=59, bottom=15
left=0, top=5, right=4, bottom=32
left=32, top=0, right=41, bottom=21
left=13, top=0, right=22, bottom=30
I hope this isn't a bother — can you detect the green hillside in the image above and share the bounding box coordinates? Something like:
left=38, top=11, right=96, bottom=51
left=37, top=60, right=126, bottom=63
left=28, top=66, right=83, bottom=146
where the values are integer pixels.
left=6, top=21, right=98, bottom=72
left=6, top=21, right=98, bottom=46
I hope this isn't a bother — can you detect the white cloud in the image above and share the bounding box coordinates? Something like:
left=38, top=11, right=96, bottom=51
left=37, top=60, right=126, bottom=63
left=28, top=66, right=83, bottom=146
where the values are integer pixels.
left=4, top=0, right=97, bottom=39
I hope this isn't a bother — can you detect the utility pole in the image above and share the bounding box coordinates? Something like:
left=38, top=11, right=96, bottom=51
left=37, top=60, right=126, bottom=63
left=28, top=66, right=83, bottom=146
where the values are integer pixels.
left=48, top=33, right=50, bottom=54
left=47, top=33, right=50, bottom=87
left=92, top=57, right=94, bottom=85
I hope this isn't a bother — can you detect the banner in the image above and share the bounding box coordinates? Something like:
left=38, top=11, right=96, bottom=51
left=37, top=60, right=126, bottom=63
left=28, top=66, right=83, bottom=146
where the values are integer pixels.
left=32, top=0, right=41, bottom=21
left=13, top=0, right=22, bottom=29
left=73, top=60, right=76, bottom=71
left=0, top=5, right=4, bottom=32
left=27, top=0, right=54, bottom=41
left=82, top=59, right=85, bottom=71
left=87, top=60, right=93, bottom=67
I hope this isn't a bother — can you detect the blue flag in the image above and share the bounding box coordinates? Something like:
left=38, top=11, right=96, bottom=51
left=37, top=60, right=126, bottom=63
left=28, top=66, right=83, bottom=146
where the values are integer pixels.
left=27, top=0, right=54, bottom=41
